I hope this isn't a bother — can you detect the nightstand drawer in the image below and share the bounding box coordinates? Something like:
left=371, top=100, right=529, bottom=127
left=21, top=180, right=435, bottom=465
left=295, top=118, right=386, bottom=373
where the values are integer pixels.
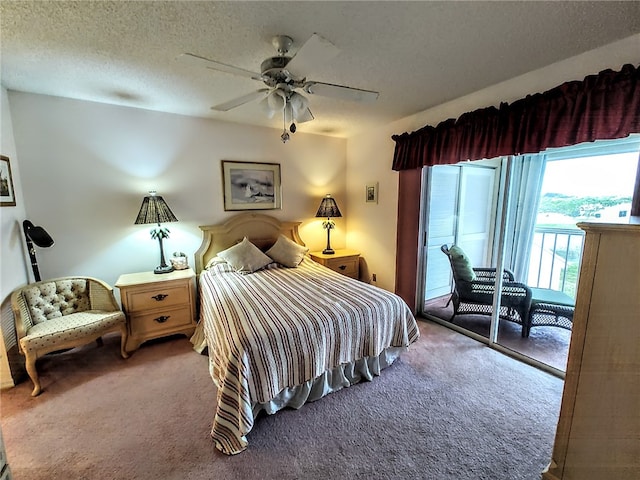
left=309, top=250, right=361, bottom=280
left=324, top=257, right=358, bottom=278
left=129, top=305, right=193, bottom=336
left=126, top=284, right=190, bottom=312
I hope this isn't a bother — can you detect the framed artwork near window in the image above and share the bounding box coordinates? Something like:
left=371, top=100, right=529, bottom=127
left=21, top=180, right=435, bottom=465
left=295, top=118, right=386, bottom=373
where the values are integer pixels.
left=221, top=160, right=282, bottom=211
left=365, top=182, right=378, bottom=203
left=0, top=155, right=16, bottom=207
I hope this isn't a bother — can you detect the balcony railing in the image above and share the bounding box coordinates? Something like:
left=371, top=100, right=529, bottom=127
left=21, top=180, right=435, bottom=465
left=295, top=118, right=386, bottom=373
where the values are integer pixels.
left=527, top=227, right=585, bottom=299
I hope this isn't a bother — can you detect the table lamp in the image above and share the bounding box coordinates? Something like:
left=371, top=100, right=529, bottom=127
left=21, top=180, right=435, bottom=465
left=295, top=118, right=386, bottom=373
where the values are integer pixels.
left=315, top=194, right=342, bottom=254
left=135, top=191, right=178, bottom=274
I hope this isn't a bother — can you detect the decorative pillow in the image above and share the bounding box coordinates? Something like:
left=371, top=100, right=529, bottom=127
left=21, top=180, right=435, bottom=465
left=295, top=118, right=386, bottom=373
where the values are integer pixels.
left=265, top=234, right=309, bottom=267
left=217, top=237, right=272, bottom=274
left=448, top=245, right=476, bottom=282
left=204, top=256, right=228, bottom=270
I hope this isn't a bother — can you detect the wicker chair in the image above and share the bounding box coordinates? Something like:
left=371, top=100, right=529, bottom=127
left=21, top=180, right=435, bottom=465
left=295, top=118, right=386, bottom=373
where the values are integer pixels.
left=11, top=276, right=129, bottom=396
left=441, top=245, right=533, bottom=337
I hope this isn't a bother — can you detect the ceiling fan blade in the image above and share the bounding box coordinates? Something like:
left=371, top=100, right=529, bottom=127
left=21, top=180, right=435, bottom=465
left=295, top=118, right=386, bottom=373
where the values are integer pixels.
left=303, top=81, right=379, bottom=103
left=177, top=53, right=264, bottom=81
left=212, top=89, right=270, bottom=112
left=285, top=33, right=341, bottom=78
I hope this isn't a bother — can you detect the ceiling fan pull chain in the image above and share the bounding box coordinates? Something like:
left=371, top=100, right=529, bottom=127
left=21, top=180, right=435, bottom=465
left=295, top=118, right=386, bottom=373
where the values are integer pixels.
left=281, top=103, right=290, bottom=143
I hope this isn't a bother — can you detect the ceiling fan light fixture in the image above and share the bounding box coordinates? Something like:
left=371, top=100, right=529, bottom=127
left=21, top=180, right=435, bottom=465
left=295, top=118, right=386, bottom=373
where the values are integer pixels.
left=266, top=89, right=287, bottom=111
left=259, top=96, right=274, bottom=118
left=288, top=92, right=314, bottom=123
left=289, top=91, right=305, bottom=112
left=180, top=32, right=379, bottom=143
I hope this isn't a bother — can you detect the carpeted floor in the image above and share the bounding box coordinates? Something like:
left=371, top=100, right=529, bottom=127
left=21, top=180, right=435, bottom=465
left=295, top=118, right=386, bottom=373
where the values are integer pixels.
left=0, top=320, right=563, bottom=480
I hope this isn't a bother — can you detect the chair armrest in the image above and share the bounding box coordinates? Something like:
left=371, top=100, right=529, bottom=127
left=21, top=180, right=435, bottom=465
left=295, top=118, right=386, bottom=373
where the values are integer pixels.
left=10, top=289, right=33, bottom=348
left=87, top=278, right=120, bottom=311
left=466, top=279, right=531, bottom=298
left=473, top=267, right=515, bottom=281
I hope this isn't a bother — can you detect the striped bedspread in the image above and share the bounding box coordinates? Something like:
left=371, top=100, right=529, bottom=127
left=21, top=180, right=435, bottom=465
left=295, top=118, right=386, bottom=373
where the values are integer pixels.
left=199, top=257, right=420, bottom=455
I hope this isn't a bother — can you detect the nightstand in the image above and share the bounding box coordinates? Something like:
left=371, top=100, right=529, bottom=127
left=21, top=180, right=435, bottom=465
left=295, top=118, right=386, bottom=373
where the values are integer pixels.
left=115, top=268, right=197, bottom=353
left=309, top=249, right=360, bottom=279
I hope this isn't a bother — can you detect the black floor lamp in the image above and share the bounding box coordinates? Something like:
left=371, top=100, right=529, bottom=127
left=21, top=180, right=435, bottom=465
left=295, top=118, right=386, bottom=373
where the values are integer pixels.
left=22, top=220, right=54, bottom=282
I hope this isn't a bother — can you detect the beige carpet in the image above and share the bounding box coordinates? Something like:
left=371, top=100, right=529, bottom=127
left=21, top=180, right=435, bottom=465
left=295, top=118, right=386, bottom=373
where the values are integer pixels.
left=0, top=320, right=563, bottom=480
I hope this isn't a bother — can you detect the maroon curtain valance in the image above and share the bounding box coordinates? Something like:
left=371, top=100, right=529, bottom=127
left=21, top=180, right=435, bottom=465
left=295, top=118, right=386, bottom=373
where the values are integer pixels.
left=392, top=63, right=640, bottom=171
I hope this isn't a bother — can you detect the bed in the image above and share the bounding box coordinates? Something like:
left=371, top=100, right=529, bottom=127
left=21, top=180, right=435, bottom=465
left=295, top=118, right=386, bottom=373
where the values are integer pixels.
left=192, top=213, right=420, bottom=455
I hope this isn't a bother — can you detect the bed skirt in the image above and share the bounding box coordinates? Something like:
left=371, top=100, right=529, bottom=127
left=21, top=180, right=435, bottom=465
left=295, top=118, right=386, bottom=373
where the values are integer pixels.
left=209, top=343, right=406, bottom=454
left=253, top=345, right=406, bottom=417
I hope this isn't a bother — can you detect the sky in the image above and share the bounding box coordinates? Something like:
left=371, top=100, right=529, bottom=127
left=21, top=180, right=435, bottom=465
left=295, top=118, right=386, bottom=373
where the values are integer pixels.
left=541, top=152, right=639, bottom=197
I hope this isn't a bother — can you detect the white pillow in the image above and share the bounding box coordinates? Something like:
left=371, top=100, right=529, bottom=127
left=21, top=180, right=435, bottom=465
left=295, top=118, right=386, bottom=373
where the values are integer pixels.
left=217, top=237, right=272, bottom=274
left=265, top=234, right=309, bottom=267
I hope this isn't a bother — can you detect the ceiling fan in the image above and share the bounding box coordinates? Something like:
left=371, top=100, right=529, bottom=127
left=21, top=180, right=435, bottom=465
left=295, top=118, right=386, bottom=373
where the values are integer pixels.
left=177, top=33, right=379, bottom=142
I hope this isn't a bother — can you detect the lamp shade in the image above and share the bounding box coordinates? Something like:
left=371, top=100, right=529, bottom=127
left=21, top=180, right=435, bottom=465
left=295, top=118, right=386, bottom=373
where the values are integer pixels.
left=23, top=220, right=54, bottom=248
left=315, top=195, right=342, bottom=218
left=134, top=191, right=178, bottom=225
left=22, top=220, right=54, bottom=282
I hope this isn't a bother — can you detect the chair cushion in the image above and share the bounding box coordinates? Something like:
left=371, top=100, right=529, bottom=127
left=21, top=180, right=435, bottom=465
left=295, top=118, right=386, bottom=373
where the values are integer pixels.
left=449, top=245, right=476, bottom=282
left=19, top=310, right=125, bottom=354
left=23, top=279, right=90, bottom=324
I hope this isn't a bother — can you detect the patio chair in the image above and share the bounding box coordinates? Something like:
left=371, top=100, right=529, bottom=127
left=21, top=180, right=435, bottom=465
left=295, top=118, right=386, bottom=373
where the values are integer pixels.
left=441, top=244, right=533, bottom=337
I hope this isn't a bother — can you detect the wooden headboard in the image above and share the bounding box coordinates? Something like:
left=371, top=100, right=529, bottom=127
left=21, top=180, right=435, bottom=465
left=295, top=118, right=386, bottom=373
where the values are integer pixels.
left=194, top=213, right=304, bottom=273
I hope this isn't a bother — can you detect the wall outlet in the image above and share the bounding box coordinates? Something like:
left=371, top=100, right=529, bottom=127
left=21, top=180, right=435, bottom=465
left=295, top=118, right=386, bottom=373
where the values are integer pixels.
left=372, top=273, right=377, bottom=282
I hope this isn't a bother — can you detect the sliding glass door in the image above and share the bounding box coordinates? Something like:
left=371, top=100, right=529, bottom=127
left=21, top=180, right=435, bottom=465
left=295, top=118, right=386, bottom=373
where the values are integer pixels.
left=419, top=135, right=640, bottom=374
left=421, top=159, right=501, bottom=340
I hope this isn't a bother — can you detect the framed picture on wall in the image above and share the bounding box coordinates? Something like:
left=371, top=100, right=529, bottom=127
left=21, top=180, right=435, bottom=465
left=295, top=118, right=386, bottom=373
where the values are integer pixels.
left=0, top=155, right=16, bottom=207
left=221, top=160, right=282, bottom=211
left=365, top=182, right=378, bottom=204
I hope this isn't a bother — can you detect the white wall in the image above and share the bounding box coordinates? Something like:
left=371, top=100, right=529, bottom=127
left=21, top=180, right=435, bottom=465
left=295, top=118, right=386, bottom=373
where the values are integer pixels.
left=345, top=34, right=640, bottom=293
left=0, top=87, right=29, bottom=387
left=7, top=93, right=347, bottom=292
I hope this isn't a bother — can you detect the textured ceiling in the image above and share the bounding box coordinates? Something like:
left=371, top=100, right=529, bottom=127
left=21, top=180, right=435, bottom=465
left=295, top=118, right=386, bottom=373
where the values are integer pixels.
left=2, top=1, right=640, bottom=138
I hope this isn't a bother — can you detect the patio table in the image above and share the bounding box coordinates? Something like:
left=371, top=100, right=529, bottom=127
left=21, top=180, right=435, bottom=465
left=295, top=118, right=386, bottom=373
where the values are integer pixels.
left=526, top=287, right=575, bottom=337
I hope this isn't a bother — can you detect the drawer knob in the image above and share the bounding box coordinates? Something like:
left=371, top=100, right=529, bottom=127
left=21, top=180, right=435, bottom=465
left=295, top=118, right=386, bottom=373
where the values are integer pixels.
left=151, top=294, right=169, bottom=301
left=154, top=315, right=170, bottom=323
left=338, top=265, right=347, bottom=270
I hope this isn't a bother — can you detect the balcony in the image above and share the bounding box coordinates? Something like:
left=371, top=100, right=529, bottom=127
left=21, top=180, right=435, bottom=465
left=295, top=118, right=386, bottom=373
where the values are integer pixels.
left=526, top=226, right=585, bottom=299
left=423, top=226, right=585, bottom=372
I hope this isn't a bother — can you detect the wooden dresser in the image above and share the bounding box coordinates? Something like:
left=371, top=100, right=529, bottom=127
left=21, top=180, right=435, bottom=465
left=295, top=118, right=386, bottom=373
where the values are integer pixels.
left=115, top=268, right=197, bottom=353
left=309, top=249, right=360, bottom=279
left=542, top=218, right=640, bottom=480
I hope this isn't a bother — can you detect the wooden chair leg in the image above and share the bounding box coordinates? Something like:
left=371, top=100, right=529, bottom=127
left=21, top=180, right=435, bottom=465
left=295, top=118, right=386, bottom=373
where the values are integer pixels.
left=24, top=353, right=41, bottom=397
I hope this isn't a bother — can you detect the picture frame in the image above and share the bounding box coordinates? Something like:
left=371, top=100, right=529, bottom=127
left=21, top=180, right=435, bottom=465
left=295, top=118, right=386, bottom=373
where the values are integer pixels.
left=365, top=182, right=378, bottom=204
left=0, top=155, right=16, bottom=207
left=222, top=160, right=282, bottom=211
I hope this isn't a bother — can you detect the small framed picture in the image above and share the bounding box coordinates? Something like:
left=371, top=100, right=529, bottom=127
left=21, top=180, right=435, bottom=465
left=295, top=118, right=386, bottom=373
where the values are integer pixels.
left=221, top=160, right=282, bottom=211
left=0, top=155, right=16, bottom=207
left=365, top=182, right=378, bottom=204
